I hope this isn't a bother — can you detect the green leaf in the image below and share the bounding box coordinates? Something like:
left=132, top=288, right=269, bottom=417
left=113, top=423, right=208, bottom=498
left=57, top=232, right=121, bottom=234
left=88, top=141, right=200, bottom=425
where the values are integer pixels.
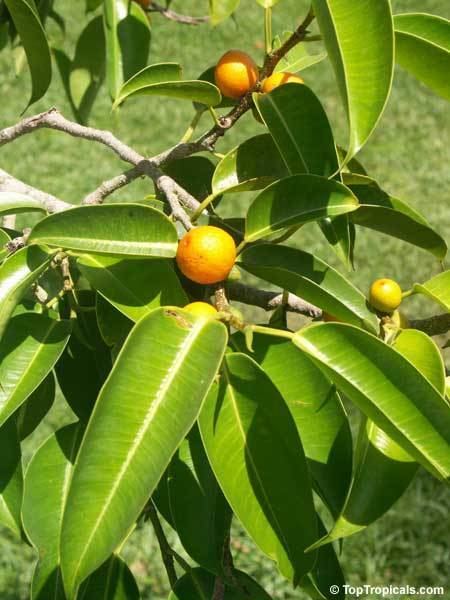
left=209, top=0, right=240, bottom=26
left=69, top=15, right=105, bottom=124
left=0, top=313, right=71, bottom=428
left=164, top=156, right=217, bottom=203
left=28, top=204, right=178, bottom=258
left=199, top=353, right=317, bottom=584
left=239, top=244, right=378, bottom=333
left=0, top=245, right=53, bottom=340
left=349, top=182, right=447, bottom=259
left=0, top=417, right=23, bottom=537
left=61, top=308, right=228, bottom=596
left=23, top=423, right=83, bottom=600
left=86, top=0, right=103, bottom=11
left=252, top=85, right=354, bottom=265
left=4, top=0, right=52, bottom=108
left=16, top=373, right=55, bottom=440
left=168, top=426, right=232, bottom=574
left=0, top=229, right=11, bottom=262
left=273, top=32, right=327, bottom=74
left=56, top=313, right=112, bottom=422
left=169, top=567, right=272, bottom=599
left=293, top=323, right=450, bottom=481
left=310, top=329, right=446, bottom=549
left=212, top=134, right=288, bottom=197
left=78, top=254, right=188, bottom=322
left=79, top=556, right=140, bottom=600
left=302, top=517, right=346, bottom=600
left=253, top=84, right=339, bottom=177
left=114, top=63, right=221, bottom=108
left=103, top=0, right=151, bottom=101
left=0, top=192, right=45, bottom=216
left=312, top=0, right=394, bottom=158
left=231, top=333, right=352, bottom=517
left=245, top=175, right=358, bottom=242
left=96, top=294, right=133, bottom=347
left=319, top=215, right=355, bottom=270
left=394, top=13, right=450, bottom=100
left=413, top=271, right=450, bottom=312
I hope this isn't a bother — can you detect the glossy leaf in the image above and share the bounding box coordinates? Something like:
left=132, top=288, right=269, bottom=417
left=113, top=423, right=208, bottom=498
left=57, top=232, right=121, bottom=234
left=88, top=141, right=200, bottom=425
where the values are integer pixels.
left=319, top=215, right=355, bottom=269
left=231, top=332, right=352, bottom=517
left=413, top=271, right=450, bottom=312
left=56, top=312, right=112, bottom=422
left=0, top=192, right=45, bottom=216
left=69, top=15, right=105, bottom=124
left=0, top=313, right=71, bottom=428
left=78, top=254, right=188, bottom=322
left=254, top=84, right=339, bottom=177
left=312, top=0, right=394, bottom=158
left=209, top=0, right=240, bottom=26
left=311, top=329, right=446, bottom=548
left=0, top=229, right=11, bottom=262
left=169, top=567, right=271, bottom=599
left=61, top=308, right=228, bottom=596
left=168, top=426, right=232, bottom=574
left=16, top=373, right=55, bottom=440
left=274, top=32, right=326, bottom=74
left=78, top=556, right=140, bottom=600
left=394, top=13, right=450, bottom=100
left=0, top=245, right=53, bottom=340
left=22, top=424, right=83, bottom=600
left=96, top=294, right=133, bottom=347
left=212, top=134, right=288, bottom=197
left=4, top=0, right=52, bottom=108
left=28, top=204, right=178, bottom=258
left=114, top=63, right=221, bottom=108
left=293, top=323, right=450, bottom=481
left=239, top=244, right=378, bottom=333
left=349, top=183, right=447, bottom=259
left=164, top=156, right=217, bottom=202
left=86, top=0, right=103, bottom=11
left=199, top=353, right=317, bottom=584
left=303, top=517, right=345, bottom=600
left=0, top=417, right=23, bottom=537
left=103, top=0, right=151, bottom=101
left=245, top=174, right=358, bottom=242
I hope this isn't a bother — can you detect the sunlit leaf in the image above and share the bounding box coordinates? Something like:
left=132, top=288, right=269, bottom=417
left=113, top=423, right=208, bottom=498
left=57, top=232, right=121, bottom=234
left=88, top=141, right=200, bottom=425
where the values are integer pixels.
left=312, top=0, right=394, bottom=158
left=60, top=308, right=227, bottom=596
left=199, top=352, right=317, bottom=584
left=28, top=204, right=178, bottom=258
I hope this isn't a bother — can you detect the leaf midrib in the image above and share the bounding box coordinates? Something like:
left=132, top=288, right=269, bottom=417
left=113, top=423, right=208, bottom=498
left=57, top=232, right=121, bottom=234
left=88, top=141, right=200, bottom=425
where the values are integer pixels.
left=68, top=318, right=206, bottom=589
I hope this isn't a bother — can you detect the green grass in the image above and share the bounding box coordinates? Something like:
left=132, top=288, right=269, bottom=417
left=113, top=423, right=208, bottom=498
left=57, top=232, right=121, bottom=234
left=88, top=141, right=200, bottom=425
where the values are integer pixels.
left=0, top=0, right=449, bottom=598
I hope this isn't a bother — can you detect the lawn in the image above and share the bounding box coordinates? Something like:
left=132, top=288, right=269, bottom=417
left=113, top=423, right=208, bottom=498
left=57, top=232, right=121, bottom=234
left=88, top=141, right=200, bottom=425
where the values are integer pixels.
left=0, top=0, right=449, bottom=598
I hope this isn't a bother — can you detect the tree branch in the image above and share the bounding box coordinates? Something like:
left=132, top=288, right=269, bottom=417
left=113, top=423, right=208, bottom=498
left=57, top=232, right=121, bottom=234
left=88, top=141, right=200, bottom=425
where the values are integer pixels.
left=146, top=502, right=178, bottom=589
left=227, top=282, right=322, bottom=318
left=0, top=168, right=71, bottom=213
left=147, top=2, right=209, bottom=25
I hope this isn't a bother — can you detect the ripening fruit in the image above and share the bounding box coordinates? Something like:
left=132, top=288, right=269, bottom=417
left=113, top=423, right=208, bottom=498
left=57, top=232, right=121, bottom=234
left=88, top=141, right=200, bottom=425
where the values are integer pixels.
left=134, top=0, right=151, bottom=7
left=369, top=278, right=402, bottom=313
left=262, top=71, right=304, bottom=93
left=176, top=226, right=237, bottom=285
left=184, top=302, right=218, bottom=318
left=215, top=50, right=259, bottom=99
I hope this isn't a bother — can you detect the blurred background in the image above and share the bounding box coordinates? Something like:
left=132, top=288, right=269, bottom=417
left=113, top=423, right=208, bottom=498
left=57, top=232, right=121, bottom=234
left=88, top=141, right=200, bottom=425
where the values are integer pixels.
left=0, top=0, right=449, bottom=598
